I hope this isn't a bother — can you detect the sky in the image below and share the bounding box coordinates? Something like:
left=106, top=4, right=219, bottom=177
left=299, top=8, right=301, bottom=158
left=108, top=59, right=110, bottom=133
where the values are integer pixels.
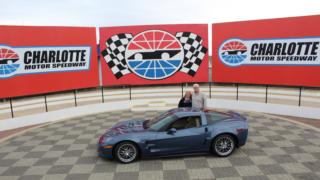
left=1, top=0, right=320, bottom=53
left=1, top=0, right=319, bottom=26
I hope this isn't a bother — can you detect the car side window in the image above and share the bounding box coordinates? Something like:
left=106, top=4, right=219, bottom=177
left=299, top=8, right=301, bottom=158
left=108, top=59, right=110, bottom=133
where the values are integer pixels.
left=167, top=116, right=201, bottom=130
left=206, top=112, right=231, bottom=124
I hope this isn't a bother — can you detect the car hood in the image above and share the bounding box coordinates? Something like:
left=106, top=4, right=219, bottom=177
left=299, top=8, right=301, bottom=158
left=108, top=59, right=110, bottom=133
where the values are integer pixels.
left=105, top=119, right=146, bottom=136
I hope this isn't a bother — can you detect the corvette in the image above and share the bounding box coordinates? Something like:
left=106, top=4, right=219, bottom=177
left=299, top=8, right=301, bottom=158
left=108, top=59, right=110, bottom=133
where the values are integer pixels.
left=98, top=108, right=248, bottom=163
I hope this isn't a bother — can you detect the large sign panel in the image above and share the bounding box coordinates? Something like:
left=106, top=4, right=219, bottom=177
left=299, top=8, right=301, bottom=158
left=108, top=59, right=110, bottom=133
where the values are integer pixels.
left=0, top=26, right=99, bottom=98
left=212, top=15, right=320, bottom=87
left=0, top=46, right=91, bottom=78
left=100, top=24, right=208, bottom=86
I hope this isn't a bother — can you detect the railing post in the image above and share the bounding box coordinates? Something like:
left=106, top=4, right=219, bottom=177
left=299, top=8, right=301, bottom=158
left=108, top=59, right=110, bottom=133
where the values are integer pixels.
left=44, top=95, right=48, bottom=112
left=298, top=87, right=302, bottom=106
left=236, top=84, right=239, bottom=101
left=129, top=85, right=132, bottom=100
left=181, top=83, right=184, bottom=97
left=101, top=86, right=105, bottom=103
left=265, top=85, right=268, bottom=103
left=74, top=90, right=77, bottom=107
left=9, top=98, right=14, bottom=118
left=209, top=82, right=212, bottom=99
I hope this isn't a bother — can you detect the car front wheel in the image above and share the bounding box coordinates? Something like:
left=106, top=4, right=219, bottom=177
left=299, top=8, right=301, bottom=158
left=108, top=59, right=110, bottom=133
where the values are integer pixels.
left=212, top=134, right=235, bottom=157
left=115, top=142, right=138, bottom=163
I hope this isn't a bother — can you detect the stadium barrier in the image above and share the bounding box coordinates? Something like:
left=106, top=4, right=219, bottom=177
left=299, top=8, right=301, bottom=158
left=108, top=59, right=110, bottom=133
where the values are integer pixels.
left=1, top=82, right=319, bottom=120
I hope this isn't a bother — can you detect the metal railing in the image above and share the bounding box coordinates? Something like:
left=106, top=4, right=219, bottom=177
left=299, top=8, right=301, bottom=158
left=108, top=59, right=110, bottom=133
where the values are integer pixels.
left=1, top=82, right=319, bottom=119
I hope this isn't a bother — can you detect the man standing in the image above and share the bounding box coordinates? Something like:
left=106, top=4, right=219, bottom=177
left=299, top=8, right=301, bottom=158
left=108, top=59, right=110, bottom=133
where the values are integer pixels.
left=192, top=83, right=207, bottom=110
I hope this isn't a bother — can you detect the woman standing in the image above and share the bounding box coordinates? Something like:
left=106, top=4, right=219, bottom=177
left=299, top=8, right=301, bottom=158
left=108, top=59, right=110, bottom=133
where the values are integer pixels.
left=178, top=91, right=192, bottom=108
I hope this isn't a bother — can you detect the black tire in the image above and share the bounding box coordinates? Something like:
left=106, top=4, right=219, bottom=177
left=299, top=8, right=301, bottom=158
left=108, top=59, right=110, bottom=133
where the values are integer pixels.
left=211, top=134, right=235, bottom=157
left=115, top=141, right=139, bottom=163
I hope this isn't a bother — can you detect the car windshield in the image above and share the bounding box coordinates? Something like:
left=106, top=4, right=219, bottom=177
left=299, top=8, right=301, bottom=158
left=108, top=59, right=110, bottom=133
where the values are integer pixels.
left=144, top=112, right=177, bottom=131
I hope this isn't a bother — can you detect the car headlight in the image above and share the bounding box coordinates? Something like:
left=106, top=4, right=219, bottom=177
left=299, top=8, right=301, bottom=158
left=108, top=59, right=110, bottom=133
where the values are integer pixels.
left=99, top=136, right=113, bottom=144
left=105, top=137, right=113, bottom=142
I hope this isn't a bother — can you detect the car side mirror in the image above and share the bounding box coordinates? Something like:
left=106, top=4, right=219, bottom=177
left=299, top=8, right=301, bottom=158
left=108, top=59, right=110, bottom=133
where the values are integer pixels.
left=167, top=128, right=177, bottom=135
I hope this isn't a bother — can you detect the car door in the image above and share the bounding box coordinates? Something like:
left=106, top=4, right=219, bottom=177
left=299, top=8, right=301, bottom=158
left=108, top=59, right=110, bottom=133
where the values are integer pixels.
left=147, top=115, right=208, bottom=156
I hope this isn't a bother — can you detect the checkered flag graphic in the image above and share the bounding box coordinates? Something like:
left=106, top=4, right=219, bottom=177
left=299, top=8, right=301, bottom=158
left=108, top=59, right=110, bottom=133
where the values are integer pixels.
left=101, top=33, right=133, bottom=79
left=176, top=32, right=207, bottom=76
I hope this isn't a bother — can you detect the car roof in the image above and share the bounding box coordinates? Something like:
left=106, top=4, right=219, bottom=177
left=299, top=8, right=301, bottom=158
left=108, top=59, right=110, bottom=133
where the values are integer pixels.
left=168, top=108, right=233, bottom=117
left=168, top=108, right=201, bottom=113
left=168, top=108, right=200, bottom=116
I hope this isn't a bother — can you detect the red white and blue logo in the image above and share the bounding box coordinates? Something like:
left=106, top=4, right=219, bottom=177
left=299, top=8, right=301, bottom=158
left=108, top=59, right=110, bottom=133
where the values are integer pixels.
left=101, top=30, right=207, bottom=80
left=0, top=47, right=20, bottom=77
left=219, top=39, right=248, bottom=66
left=125, top=30, right=184, bottom=80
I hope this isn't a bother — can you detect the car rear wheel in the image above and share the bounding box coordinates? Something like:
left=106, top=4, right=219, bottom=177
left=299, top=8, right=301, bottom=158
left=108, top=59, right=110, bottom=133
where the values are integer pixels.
left=212, top=134, right=235, bottom=157
left=115, top=142, right=138, bottom=163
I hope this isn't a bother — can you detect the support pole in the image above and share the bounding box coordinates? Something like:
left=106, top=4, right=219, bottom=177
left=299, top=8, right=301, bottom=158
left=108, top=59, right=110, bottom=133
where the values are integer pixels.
left=44, top=95, right=48, bottom=112
left=209, top=82, right=212, bottom=99
left=236, top=84, right=239, bottom=101
left=101, top=86, right=105, bottom=103
left=181, top=83, right=184, bottom=97
left=265, top=85, right=268, bottom=103
left=9, top=98, right=14, bottom=118
left=74, top=90, right=77, bottom=107
left=129, top=86, right=132, bottom=100
left=298, top=87, right=302, bottom=106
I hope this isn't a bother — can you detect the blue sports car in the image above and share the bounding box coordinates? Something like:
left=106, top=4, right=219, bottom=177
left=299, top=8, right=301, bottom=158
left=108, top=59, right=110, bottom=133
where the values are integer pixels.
left=98, top=108, right=248, bottom=163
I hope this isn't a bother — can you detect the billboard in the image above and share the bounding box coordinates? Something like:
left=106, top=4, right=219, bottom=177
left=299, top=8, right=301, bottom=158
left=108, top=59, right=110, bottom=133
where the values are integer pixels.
left=100, top=24, right=208, bottom=86
left=0, top=26, right=99, bottom=99
left=212, top=15, right=320, bottom=87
